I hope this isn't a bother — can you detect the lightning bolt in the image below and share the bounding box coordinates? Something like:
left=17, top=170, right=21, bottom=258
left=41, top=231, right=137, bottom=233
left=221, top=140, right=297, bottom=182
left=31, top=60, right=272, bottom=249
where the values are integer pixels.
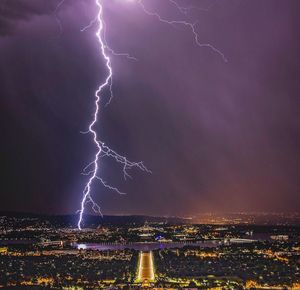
left=137, top=0, right=227, bottom=62
left=77, top=0, right=150, bottom=230
left=168, top=0, right=217, bottom=14
left=54, top=0, right=227, bottom=230
left=81, top=18, right=138, bottom=62
left=53, top=0, right=66, bottom=35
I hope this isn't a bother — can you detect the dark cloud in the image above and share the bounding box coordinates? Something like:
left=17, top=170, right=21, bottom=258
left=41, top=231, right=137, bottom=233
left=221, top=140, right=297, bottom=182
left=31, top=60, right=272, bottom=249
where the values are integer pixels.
left=0, top=0, right=300, bottom=215
left=0, top=0, right=73, bottom=35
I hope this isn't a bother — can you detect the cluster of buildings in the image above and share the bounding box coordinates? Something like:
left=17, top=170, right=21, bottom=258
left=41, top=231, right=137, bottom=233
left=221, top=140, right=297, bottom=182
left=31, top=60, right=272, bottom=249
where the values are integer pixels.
left=0, top=214, right=300, bottom=289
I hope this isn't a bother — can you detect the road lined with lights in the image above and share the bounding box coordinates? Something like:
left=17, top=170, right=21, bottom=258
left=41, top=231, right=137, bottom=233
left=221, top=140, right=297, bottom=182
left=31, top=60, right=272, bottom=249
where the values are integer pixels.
left=137, top=251, right=155, bottom=283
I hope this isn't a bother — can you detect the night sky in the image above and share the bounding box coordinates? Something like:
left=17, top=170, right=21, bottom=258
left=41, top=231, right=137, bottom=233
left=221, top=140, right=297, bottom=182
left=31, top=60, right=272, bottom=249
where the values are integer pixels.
left=1, top=0, right=300, bottom=216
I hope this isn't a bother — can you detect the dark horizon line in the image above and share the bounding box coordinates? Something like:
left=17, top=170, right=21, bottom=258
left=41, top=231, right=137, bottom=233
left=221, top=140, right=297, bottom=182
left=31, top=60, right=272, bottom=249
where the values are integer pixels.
left=1, top=210, right=299, bottom=217
left=0, top=210, right=184, bottom=219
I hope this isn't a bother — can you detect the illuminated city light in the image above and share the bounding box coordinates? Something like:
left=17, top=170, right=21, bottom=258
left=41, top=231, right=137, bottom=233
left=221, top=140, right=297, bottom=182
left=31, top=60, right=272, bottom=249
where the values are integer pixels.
left=137, top=251, right=155, bottom=283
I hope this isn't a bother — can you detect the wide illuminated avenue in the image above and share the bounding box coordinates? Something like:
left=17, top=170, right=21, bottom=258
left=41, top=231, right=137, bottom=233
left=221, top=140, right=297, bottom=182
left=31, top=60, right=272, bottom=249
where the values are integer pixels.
left=137, top=251, right=155, bottom=284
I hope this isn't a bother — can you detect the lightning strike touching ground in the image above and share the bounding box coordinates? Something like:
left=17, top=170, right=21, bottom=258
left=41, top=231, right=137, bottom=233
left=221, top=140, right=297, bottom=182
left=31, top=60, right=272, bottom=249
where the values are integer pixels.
left=77, top=0, right=150, bottom=230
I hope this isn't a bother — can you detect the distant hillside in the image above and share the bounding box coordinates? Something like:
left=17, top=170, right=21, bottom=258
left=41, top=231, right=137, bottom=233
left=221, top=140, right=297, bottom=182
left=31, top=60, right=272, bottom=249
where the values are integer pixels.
left=0, top=211, right=188, bottom=227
